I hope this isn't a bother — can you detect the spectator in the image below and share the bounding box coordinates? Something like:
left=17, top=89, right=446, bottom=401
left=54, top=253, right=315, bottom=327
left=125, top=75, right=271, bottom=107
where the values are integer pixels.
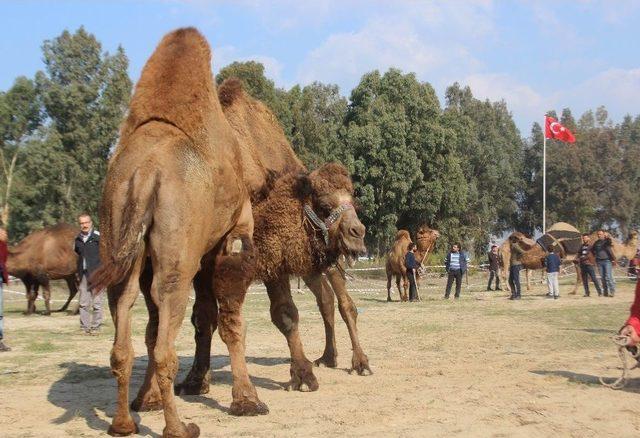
left=444, top=243, right=469, bottom=299
left=509, top=237, right=525, bottom=300
left=487, top=244, right=501, bottom=291
left=544, top=245, right=561, bottom=299
left=578, top=233, right=602, bottom=297
left=75, top=214, right=102, bottom=334
left=591, top=230, right=616, bottom=297
left=0, top=228, right=9, bottom=352
left=405, top=242, right=420, bottom=302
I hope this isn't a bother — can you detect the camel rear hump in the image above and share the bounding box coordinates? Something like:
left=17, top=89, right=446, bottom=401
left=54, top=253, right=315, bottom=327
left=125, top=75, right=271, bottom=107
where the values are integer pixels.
left=119, top=27, right=224, bottom=146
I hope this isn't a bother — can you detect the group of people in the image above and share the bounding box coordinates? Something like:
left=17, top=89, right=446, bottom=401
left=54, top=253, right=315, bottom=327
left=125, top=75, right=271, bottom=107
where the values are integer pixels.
left=0, top=213, right=103, bottom=353
left=404, top=242, right=470, bottom=300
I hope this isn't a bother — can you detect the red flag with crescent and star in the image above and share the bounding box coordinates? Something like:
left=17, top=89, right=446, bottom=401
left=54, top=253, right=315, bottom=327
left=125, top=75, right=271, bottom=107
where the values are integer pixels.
left=544, top=116, right=576, bottom=143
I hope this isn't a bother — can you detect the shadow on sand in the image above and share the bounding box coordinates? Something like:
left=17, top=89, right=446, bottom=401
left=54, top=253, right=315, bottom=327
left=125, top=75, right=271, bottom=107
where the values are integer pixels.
left=47, top=354, right=289, bottom=435
left=531, top=369, right=640, bottom=394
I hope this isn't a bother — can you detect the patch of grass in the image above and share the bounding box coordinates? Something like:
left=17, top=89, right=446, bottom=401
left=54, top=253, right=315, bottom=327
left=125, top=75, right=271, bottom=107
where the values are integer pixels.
left=25, top=340, right=59, bottom=353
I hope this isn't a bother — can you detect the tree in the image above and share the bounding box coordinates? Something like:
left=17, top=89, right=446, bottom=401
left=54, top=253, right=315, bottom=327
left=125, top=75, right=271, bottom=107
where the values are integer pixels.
left=0, top=77, right=42, bottom=226
left=30, top=27, right=131, bottom=225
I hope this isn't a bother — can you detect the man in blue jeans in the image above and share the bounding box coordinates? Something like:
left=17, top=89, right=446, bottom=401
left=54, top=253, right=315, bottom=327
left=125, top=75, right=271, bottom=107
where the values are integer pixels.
left=444, top=243, right=469, bottom=299
left=591, top=230, right=616, bottom=297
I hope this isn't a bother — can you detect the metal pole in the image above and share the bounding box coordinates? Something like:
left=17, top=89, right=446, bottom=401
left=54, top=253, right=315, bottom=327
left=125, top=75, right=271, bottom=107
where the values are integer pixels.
left=543, top=116, right=547, bottom=235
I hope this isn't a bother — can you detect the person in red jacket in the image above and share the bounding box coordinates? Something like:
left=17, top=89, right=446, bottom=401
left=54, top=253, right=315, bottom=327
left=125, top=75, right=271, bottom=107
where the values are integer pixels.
left=0, top=227, right=10, bottom=352
left=620, top=279, right=640, bottom=346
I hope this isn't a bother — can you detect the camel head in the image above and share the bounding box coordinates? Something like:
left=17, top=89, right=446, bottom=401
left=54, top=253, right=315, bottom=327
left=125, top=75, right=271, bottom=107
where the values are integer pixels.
left=415, top=225, right=439, bottom=253
left=298, top=162, right=367, bottom=266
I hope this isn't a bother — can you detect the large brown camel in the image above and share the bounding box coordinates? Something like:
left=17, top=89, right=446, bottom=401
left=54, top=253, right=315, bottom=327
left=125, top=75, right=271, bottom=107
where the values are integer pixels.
left=385, top=226, right=440, bottom=301
left=6, top=223, right=79, bottom=315
left=90, top=28, right=265, bottom=438
left=129, top=79, right=369, bottom=412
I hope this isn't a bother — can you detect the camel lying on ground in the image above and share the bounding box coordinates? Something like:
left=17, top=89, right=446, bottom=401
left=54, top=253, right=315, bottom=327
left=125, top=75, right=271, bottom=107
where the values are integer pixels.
left=90, top=28, right=265, bottom=438
left=146, top=79, right=367, bottom=407
left=6, top=223, right=78, bottom=315
left=385, top=226, right=440, bottom=301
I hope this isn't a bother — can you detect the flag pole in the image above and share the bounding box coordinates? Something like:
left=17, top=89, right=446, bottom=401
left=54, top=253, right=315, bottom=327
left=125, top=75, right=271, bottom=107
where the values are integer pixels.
left=542, top=115, right=546, bottom=234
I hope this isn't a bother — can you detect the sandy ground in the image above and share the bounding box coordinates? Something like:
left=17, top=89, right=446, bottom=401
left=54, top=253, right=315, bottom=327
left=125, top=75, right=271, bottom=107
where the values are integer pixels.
left=1, top=268, right=640, bottom=437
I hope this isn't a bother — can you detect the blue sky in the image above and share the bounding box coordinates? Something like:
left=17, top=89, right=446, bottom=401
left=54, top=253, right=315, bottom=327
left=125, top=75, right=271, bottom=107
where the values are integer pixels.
left=1, top=0, right=639, bottom=134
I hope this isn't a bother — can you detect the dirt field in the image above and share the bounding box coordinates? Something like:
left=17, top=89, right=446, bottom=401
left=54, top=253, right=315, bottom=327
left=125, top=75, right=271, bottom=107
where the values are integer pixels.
left=1, top=268, right=640, bottom=437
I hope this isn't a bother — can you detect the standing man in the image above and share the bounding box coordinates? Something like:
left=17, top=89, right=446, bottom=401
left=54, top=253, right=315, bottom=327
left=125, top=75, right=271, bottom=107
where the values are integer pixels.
left=0, top=228, right=10, bottom=352
left=544, top=246, right=561, bottom=299
left=405, top=242, right=420, bottom=302
left=75, top=213, right=102, bottom=334
left=578, top=233, right=602, bottom=297
left=444, top=243, right=468, bottom=299
left=591, top=230, right=616, bottom=297
left=509, top=237, right=525, bottom=300
left=487, top=244, right=501, bottom=291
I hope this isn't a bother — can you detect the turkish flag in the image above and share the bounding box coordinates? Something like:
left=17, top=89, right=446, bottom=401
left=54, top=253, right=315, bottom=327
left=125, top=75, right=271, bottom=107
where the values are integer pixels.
left=545, top=116, right=576, bottom=143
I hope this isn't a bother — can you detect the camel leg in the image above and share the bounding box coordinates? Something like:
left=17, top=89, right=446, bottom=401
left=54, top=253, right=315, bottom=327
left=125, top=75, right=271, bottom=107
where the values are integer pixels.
left=401, top=273, right=409, bottom=302
left=386, top=272, right=393, bottom=302
left=107, top=254, right=145, bottom=436
left=130, top=259, right=164, bottom=412
left=213, top=238, right=268, bottom=416
left=24, top=278, right=36, bottom=315
left=394, top=276, right=402, bottom=302
left=326, top=267, right=371, bottom=376
left=41, top=280, right=52, bottom=316
left=56, top=275, right=79, bottom=313
left=303, top=273, right=337, bottom=368
left=151, top=269, right=200, bottom=437
left=525, top=269, right=531, bottom=291
left=266, top=275, right=319, bottom=392
left=570, top=264, right=581, bottom=295
left=174, top=266, right=218, bottom=396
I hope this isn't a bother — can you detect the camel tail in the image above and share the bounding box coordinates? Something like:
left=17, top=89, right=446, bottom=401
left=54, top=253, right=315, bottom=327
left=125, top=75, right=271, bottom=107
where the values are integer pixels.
left=90, top=168, right=159, bottom=291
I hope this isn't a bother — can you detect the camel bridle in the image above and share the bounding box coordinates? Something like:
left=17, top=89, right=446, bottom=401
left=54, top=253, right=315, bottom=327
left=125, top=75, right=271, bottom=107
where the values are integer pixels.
left=303, top=203, right=354, bottom=245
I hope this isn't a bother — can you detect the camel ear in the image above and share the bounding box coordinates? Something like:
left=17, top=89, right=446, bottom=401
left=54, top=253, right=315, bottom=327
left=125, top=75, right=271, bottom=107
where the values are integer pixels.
left=294, top=172, right=313, bottom=199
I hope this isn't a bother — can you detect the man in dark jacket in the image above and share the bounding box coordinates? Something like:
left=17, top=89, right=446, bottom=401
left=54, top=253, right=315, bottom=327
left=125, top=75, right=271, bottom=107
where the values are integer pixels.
left=405, top=242, right=420, bottom=302
left=487, top=244, right=501, bottom=291
left=75, top=214, right=102, bottom=334
left=578, top=233, right=602, bottom=297
left=444, top=243, right=468, bottom=299
left=591, top=230, right=616, bottom=297
left=509, top=237, right=525, bottom=300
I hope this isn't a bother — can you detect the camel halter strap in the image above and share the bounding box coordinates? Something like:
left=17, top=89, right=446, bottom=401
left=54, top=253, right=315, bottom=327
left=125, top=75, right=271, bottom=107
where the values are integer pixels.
left=303, top=203, right=353, bottom=246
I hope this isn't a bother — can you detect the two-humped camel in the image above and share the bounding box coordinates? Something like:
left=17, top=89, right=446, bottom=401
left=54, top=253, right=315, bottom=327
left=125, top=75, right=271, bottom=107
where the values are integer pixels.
left=91, top=28, right=264, bottom=437
left=385, top=226, right=440, bottom=301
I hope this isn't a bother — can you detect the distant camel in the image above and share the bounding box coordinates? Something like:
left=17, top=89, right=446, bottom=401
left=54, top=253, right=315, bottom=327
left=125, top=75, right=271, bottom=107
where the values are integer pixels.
left=6, top=223, right=78, bottom=315
left=385, top=226, right=440, bottom=301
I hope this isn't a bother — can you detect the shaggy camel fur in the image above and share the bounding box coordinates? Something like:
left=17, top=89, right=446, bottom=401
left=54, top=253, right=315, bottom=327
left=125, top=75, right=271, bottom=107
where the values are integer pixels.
left=6, top=223, right=78, bottom=315
left=155, top=81, right=367, bottom=407
left=91, top=28, right=265, bottom=438
left=385, top=226, right=440, bottom=301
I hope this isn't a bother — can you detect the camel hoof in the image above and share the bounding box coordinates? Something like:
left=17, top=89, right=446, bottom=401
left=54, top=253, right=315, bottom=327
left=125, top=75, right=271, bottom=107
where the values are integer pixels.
left=130, top=395, right=163, bottom=412
left=40, top=311, right=51, bottom=316
left=108, top=418, right=139, bottom=436
left=386, top=297, right=392, bottom=302
left=286, top=362, right=319, bottom=392
left=351, top=354, right=373, bottom=376
left=162, top=422, right=200, bottom=438
left=230, top=398, right=269, bottom=416
left=314, top=354, right=338, bottom=368
left=174, top=379, right=210, bottom=396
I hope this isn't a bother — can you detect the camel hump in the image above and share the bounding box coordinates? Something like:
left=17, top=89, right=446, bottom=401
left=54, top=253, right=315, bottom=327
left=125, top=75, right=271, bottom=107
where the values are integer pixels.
left=122, top=27, right=217, bottom=141
left=219, top=78, right=244, bottom=107
left=395, top=230, right=411, bottom=241
left=547, top=222, right=580, bottom=234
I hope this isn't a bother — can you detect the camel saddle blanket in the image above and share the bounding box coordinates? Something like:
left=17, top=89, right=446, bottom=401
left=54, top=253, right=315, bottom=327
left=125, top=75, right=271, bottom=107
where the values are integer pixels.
left=536, top=222, right=582, bottom=256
